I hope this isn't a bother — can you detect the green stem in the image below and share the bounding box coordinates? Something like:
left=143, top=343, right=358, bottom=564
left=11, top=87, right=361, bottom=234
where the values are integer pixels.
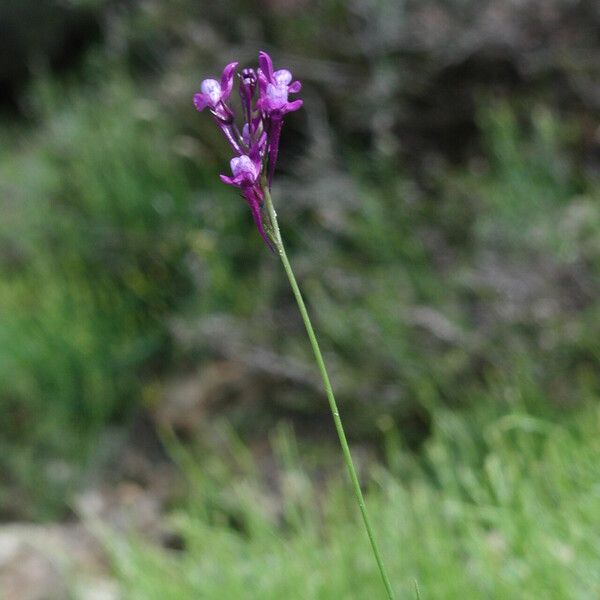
left=263, top=186, right=395, bottom=600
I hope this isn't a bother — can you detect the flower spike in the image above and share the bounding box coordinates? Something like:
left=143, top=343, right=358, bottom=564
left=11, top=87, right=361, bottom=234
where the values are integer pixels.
left=193, top=52, right=302, bottom=246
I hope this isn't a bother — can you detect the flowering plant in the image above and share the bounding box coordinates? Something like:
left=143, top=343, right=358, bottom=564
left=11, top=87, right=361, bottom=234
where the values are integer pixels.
left=194, top=52, right=302, bottom=247
left=194, top=52, right=395, bottom=599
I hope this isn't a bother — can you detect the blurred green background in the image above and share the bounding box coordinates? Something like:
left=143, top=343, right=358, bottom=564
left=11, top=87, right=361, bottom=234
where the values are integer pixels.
left=0, top=1, right=599, bottom=598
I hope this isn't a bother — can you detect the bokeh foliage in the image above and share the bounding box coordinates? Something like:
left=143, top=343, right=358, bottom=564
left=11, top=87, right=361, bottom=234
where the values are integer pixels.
left=0, top=0, right=599, bottom=521
left=112, top=386, right=600, bottom=599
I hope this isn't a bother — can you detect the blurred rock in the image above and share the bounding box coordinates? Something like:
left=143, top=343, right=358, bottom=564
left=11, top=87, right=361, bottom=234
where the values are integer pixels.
left=0, top=523, right=117, bottom=600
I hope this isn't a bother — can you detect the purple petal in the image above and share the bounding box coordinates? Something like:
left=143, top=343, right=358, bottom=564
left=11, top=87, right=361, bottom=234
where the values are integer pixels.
left=219, top=174, right=236, bottom=185
left=288, top=80, right=302, bottom=94
left=220, top=61, right=239, bottom=100
left=258, top=51, right=274, bottom=82
left=200, top=79, right=222, bottom=107
left=273, top=69, right=292, bottom=86
left=257, top=69, right=269, bottom=97
left=283, top=99, right=303, bottom=113
left=265, top=83, right=289, bottom=110
left=230, top=154, right=260, bottom=181
left=242, top=123, right=251, bottom=146
left=193, top=93, right=208, bottom=112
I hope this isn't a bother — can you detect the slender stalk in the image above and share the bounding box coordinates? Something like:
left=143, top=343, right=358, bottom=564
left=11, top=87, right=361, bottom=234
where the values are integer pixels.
left=263, top=185, right=395, bottom=600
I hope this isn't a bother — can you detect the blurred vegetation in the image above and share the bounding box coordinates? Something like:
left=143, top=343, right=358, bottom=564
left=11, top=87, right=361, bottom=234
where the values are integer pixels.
left=0, top=0, right=599, bottom=534
left=111, top=385, right=600, bottom=599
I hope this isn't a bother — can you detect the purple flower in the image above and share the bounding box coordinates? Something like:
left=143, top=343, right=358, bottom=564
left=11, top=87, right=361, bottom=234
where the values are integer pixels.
left=219, top=154, right=260, bottom=188
left=257, top=52, right=303, bottom=117
left=192, top=52, right=302, bottom=247
left=256, top=51, right=303, bottom=188
left=194, top=62, right=244, bottom=154
left=193, top=62, right=238, bottom=119
left=220, top=154, right=271, bottom=248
